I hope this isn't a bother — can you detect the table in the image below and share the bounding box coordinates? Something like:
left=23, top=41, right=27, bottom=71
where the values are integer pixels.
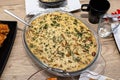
left=0, top=0, right=120, bottom=80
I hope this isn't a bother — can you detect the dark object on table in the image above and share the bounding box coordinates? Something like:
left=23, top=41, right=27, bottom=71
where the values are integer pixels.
left=0, top=21, right=17, bottom=76
left=81, top=0, right=110, bottom=24
left=39, top=0, right=66, bottom=7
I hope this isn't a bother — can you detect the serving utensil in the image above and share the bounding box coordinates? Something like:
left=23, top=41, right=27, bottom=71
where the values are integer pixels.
left=4, top=9, right=30, bottom=27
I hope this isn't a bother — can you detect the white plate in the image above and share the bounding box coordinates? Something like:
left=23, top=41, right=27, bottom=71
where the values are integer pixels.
left=111, top=23, right=120, bottom=52
left=25, top=0, right=81, bottom=15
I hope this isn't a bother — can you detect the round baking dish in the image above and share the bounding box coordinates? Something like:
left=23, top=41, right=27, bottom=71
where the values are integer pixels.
left=23, top=9, right=101, bottom=77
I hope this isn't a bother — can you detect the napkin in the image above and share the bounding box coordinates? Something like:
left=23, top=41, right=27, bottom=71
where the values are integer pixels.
left=25, top=0, right=81, bottom=15
left=111, top=9, right=120, bottom=52
left=79, top=70, right=114, bottom=80
left=111, top=23, right=120, bottom=52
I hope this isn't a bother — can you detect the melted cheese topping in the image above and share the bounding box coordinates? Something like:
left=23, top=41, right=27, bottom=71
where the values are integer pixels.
left=26, top=12, right=97, bottom=72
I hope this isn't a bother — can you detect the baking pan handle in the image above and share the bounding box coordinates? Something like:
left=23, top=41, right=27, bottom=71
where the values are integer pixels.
left=48, top=67, right=64, bottom=73
left=48, top=67, right=76, bottom=80
left=47, top=67, right=70, bottom=76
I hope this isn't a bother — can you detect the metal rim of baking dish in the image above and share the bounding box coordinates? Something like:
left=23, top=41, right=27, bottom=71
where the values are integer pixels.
left=39, top=0, right=66, bottom=7
left=22, top=9, right=101, bottom=77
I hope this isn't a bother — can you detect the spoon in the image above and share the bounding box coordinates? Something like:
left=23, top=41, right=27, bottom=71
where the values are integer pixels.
left=4, top=9, right=30, bottom=27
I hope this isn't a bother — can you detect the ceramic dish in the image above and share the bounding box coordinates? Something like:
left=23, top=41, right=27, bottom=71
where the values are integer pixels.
left=23, top=10, right=101, bottom=77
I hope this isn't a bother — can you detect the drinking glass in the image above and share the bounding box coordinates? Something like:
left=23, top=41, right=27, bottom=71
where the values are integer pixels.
left=98, top=17, right=112, bottom=38
left=98, top=16, right=120, bottom=38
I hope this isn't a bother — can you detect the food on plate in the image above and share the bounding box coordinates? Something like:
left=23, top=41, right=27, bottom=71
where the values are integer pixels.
left=0, top=24, right=10, bottom=47
left=26, top=11, right=97, bottom=72
left=0, top=24, right=9, bottom=35
left=0, top=34, right=7, bottom=47
left=47, top=77, right=57, bottom=80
